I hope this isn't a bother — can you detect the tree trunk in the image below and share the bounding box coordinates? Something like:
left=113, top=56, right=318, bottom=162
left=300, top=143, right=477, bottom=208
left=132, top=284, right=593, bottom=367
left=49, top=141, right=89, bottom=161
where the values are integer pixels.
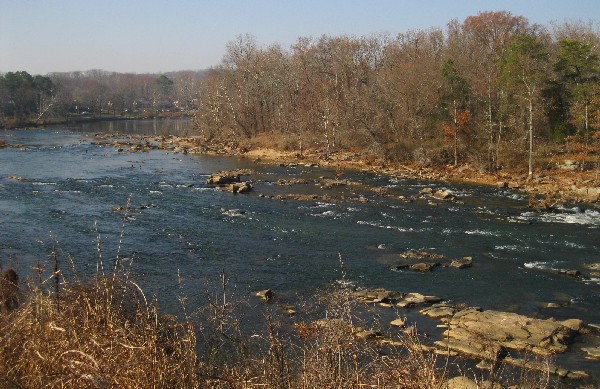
left=528, top=97, right=533, bottom=181
left=453, top=100, right=458, bottom=167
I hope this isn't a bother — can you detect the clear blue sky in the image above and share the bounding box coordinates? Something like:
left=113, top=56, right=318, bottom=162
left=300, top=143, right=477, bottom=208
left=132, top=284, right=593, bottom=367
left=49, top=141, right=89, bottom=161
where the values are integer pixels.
left=1, top=0, right=598, bottom=75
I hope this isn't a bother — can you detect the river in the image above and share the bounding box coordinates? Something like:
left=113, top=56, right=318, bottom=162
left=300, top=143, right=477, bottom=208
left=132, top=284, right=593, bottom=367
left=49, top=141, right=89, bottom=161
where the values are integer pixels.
left=1, top=120, right=599, bottom=381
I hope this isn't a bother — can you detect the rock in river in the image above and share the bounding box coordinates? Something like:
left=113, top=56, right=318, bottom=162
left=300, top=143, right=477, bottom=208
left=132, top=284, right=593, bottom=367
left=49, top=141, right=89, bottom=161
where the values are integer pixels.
left=207, top=173, right=240, bottom=185
left=255, top=289, right=273, bottom=302
left=392, top=262, right=440, bottom=272
left=434, top=308, right=581, bottom=359
left=448, top=257, right=473, bottom=269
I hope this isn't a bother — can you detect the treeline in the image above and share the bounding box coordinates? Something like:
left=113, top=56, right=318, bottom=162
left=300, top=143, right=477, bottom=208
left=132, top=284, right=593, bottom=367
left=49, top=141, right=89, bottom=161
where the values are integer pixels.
left=0, top=70, right=205, bottom=127
left=194, top=12, right=600, bottom=173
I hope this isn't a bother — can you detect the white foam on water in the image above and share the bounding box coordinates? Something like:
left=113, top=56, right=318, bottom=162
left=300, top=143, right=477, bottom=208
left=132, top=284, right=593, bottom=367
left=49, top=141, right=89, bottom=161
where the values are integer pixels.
left=357, top=220, right=414, bottom=232
left=316, top=201, right=334, bottom=208
left=524, top=261, right=551, bottom=269
left=564, top=242, right=585, bottom=249
left=515, top=209, right=600, bottom=227
left=495, top=245, right=522, bottom=252
left=311, top=210, right=339, bottom=218
left=32, top=181, right=57, bottom=186
left=465, top=229, right=501, bottom=237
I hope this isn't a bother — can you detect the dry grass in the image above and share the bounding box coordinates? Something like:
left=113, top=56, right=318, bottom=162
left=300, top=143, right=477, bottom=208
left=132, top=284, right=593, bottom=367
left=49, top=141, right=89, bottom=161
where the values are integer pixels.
left=0, top=267, right=198, bottom=388
left=0, top=260, right=563, bottom=388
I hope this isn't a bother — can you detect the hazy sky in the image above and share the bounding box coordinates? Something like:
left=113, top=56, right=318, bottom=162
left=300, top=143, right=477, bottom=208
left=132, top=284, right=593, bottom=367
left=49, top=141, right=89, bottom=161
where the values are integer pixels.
left=1, top=0, right=599, bottom=75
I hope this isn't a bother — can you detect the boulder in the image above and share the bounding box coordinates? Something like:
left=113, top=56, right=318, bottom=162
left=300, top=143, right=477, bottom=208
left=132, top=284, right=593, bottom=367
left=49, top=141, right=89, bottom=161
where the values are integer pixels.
left=585, top=263, right=600, bottom=271
left=410, top=262, right=439, bottom=272
left=222, top=208, right=246, bottom=217
left=449, top=257, right=473, bottom=269
left=432, top=189, right=455, bottom=200
left=558, top=269, right=580, bottom=277
left=399, top=250, right=445, bottom=260
left=352, top=288, right=403, bottom=304
left=283, top=307, right=296, bottom=315
left=206, top=173, right=241, bottom=185
left=396, top=293, right=442, bottom=308
left=255, top=289, right=273, bottom=302
left=390, top=318, right=406, bottom=327
left=320, top=178, right=352, bottom=189
left=561, top=318, right=583, bottom=332
left=542, top=302, right=561, bottom=309
left=229, top=181, right=253, bottom=194
left=497, top=181, right=508, bottom=189
left=420, top=187, right=433, bottom=194
left=393, top=262, right=440, bottom=272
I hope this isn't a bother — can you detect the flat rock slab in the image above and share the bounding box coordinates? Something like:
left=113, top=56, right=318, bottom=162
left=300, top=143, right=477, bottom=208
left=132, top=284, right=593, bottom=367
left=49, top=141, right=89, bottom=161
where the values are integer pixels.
left=444, top=376, right=501, bottom=389
left=442, top=309, right=579, bottom=356
left=352, top=288, right=403, bottom=304
left=396, top=292, right=442, bottom=308
left=420, top=304, right=458, bottom=320
left=582, top=346, right=600, bottom=360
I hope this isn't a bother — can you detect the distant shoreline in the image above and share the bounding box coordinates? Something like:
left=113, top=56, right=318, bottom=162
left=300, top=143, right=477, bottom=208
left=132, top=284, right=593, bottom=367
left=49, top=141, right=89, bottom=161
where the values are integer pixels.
left=1, top=112, right=192, bottom=131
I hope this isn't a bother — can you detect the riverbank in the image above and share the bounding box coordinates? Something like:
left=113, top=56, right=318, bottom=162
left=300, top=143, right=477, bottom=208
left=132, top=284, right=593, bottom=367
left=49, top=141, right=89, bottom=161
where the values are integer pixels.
left=127, top=133, right=600, bottom=207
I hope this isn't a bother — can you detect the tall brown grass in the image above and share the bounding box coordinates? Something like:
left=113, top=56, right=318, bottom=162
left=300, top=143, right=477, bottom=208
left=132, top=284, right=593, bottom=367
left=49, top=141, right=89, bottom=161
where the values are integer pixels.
left=0, top=258, right=563, bottom=388
left=0, top=264, right=198, bottom=388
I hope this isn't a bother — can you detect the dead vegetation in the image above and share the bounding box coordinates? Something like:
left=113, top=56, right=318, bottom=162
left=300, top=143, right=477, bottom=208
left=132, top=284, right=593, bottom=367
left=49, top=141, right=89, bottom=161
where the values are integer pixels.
left=0, top=258, right=566, bottom=388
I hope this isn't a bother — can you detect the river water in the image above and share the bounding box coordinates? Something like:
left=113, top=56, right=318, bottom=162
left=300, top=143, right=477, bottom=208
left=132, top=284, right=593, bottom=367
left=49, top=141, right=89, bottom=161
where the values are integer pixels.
left=1, top=121, right=599, bottom=380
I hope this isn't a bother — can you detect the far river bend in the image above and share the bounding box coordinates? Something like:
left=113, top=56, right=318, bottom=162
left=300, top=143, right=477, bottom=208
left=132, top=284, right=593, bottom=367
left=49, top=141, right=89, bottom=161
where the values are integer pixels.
left=1, top=120, right=599, bottom=381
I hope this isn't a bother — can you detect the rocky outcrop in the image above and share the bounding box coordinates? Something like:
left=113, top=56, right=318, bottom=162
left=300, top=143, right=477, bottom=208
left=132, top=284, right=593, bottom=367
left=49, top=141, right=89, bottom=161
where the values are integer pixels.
left=391, top=250, right=473, bottom=272
left=434, top=308, right=581, bottom=360
left=352, top=288, right=441, bottom=309
left=503, top=356, right=588, bottom=380
left=399, top=250, right=444, bottom=260
left=274, top=194, right=333, bottom=202
left=352, top=288, right=403, bottom=304
left=229, top=181, right=253, bottom=194
left=419, top=188, right=459, bottom=201
left=395, top=293, right=442, bottom=308
left=420, top=304, right=459, bottom=321
left=392, top=262, right=440, bottom=272
left=448, top=257, right=473, bottom=269
left=582, top=346, right=600, bottom=360
left=432, top=189, right=455, bottom=200
left=206, top=173, right=241, bottom=186
left=205, top=170, right=254, bottom=194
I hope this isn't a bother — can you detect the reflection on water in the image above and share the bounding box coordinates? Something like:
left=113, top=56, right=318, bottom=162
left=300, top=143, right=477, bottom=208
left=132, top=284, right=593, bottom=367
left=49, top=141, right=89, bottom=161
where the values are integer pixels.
left=66, top=117, right=193, bottom=136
